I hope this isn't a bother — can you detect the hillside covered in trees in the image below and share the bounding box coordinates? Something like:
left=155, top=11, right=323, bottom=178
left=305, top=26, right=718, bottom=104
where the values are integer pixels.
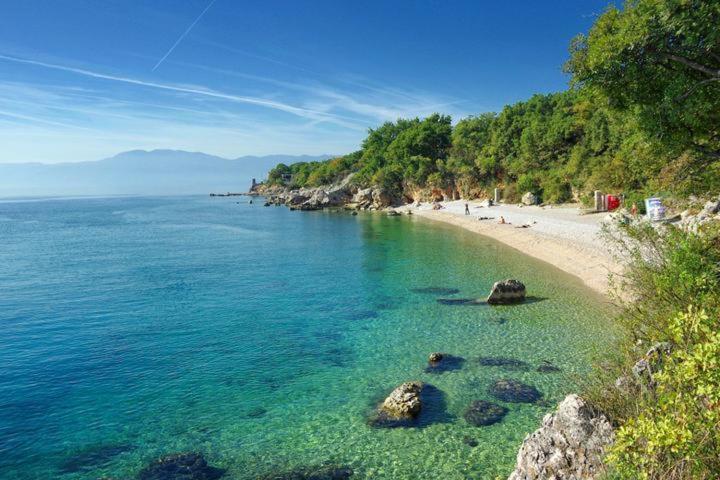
left=266, top=0, right=720, bottom=208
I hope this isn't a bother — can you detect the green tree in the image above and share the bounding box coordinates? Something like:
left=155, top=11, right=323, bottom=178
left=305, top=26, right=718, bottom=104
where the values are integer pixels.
left=566, top=0, right=720, bottom=167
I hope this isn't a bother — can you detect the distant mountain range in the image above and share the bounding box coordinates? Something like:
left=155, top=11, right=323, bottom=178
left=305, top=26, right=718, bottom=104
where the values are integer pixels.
left=0, top=150, right=333, bottom=197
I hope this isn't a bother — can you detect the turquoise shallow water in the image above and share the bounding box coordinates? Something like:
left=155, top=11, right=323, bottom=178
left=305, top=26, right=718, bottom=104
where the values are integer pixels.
left=0, top=196, right=614, bottom=479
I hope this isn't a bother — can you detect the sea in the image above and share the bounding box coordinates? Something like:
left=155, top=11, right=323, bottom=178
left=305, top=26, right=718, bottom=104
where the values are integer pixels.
left=0, top=195, right=614, bottom=479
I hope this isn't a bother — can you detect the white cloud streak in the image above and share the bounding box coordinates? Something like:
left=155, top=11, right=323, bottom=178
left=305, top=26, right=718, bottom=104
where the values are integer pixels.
left=0, top=53, right=363, bottom=128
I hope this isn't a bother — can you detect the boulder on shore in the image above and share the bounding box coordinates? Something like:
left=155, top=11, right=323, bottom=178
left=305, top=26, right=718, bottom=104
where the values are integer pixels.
left=369, top=381, right=424, bottom=427
left=486, top=279, right=526, bottom=305
left=508, top=394, right=614, bottom=480
left=521, top=192, right=538, bottom=206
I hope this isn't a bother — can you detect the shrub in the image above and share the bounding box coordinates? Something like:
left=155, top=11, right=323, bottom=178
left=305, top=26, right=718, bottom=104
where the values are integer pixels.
left=607, top=307, right=720, bottom=479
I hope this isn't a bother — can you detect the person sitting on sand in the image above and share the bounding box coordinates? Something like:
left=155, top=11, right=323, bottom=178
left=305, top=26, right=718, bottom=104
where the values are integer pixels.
left=498, top=216, right=506, bottom=224
left=464, top=203, right=470, bottom=215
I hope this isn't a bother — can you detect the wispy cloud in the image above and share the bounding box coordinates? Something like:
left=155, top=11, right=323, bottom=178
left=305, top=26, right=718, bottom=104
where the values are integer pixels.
left=0, top=53, right=362, bottom=127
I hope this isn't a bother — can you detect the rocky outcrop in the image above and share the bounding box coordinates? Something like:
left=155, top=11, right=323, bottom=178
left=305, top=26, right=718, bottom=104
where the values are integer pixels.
left=138, top=452, right=224, bottom=480
left=369, top=381, right=424, bottom=427
left=631, top=341, right=672, bottom=389
left=508, top=394, right=614, bottom=480
left=486, top=279, right=526, bottom=305
left=679, top=195, right=720, bottom=233
left=522, top=192, right=538, bottom=206
left=352, top=187, right=395, bottom=210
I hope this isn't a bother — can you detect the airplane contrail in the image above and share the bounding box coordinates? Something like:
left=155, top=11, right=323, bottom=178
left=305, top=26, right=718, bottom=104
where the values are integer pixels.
left=152, top=0, right=218, bottom=72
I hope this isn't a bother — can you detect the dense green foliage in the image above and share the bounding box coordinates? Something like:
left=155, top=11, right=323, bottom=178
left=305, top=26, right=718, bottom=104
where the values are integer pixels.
left=266, top=0, right=720, bottom=204
left=586, top=221, right=720, bottom=479
left=566, top=0, right=720, bottom=169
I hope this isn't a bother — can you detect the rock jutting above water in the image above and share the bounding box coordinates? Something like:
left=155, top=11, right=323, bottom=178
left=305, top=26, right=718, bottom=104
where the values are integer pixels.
left=368, top=381, right=424, bottom=428
left=486, top=279, right=526, bottom=305
left=138, top=452, right=225, bottom=480
left=463, top=400, right=509, bottom=426
left=508, top=394, right=614, bottom=480
left=488, top=379, right=542, bottom=403
left=478, top=357, right=529, bottom=370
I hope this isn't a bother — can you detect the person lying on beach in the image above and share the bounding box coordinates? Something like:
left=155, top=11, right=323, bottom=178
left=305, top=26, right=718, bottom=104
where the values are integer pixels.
left=478, top=216, right=495, bottom=221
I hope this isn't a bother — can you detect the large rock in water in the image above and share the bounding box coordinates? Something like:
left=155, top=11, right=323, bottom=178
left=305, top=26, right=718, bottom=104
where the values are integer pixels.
left=369, top=381, right=424, bottom=427
left=486, top=279, right=526, bottom=305
left=138, top=453, right=224, bottom=480
left=508, top=395, right=614, bottom=480
left=382, top=381, right=422, bottom=417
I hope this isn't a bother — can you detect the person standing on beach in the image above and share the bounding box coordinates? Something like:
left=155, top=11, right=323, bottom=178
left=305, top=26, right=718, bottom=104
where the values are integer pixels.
left=464, top=203, right=470, bottom=215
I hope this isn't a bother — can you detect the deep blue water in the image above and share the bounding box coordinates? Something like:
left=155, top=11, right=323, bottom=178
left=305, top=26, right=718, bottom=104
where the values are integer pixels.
left=0, top=196, right=613, bottom=479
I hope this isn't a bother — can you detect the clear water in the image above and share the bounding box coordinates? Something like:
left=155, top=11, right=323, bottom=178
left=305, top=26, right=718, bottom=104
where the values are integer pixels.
left=0, top=196, right=614, bottom=479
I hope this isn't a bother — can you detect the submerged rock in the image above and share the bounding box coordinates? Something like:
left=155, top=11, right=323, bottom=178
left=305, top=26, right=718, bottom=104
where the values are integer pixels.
left=536, top=361, right=561, bottom=373
left=489, top=379, right=542, bottom=403
left=508, top=394, right=614, bottom=480
left=478, top=357, right=529, bottom=370
left=463, top=400, right=508, bottom=426
left=138, top=452, right=224, bottom=480
left=59, top=444, right=135, bottom=473
left=486, top=279, right=526, bottom=305
left=425, top=353, right=465, bottom=373
left=258, top=464, right=353, bottom=480
left=462, top=436, right=479, bottom=448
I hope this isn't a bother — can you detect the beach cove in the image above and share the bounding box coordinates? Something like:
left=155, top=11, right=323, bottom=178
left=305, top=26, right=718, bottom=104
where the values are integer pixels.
left=0, top=195, right=616, bottom=479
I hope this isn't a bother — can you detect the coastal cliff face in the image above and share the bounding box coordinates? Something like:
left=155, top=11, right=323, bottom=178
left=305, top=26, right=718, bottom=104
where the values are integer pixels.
left=508, top=395, right=614, bottom=480
left=254, top=175, right=472, bottom=211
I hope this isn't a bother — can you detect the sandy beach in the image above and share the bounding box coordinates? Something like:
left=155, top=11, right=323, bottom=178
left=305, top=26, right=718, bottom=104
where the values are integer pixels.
left=409, top=200, right=622, bottom=296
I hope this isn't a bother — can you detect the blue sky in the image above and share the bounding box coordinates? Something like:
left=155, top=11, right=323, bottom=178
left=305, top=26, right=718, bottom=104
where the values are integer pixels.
left=0, top=0, right=611, bottom=163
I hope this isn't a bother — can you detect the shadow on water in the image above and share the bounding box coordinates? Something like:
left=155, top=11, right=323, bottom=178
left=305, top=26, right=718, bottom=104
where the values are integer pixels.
left=425, top=355, right=466, bottom=373
left=436, top=298, right=486, bottom=306
left=411, top=287, right=461, bottom=295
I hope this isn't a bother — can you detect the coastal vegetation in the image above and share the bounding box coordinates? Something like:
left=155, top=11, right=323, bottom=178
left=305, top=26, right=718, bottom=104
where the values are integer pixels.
left=266, top=0, right=720, bottom=207
left=588, top=220, right=720, bottom=479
